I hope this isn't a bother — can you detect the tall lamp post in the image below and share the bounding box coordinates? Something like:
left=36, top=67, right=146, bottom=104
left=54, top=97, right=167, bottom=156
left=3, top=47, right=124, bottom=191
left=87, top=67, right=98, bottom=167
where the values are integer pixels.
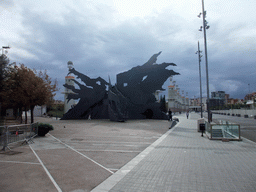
left=196, top=41, right=203, bottom=118
left=198, top=0, right=210, bottom=122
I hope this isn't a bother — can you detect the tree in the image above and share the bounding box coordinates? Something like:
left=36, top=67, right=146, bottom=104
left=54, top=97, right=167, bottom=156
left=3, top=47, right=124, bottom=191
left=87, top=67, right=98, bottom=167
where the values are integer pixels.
left=29, top=69, right=58, bottom=123
left=0, top=54, right=13, bottom=116
left=1, top=63, right=24, bottom=119
left=0, top=54, right=9, bottom=85
left=1, top=64, right=57, bottom=123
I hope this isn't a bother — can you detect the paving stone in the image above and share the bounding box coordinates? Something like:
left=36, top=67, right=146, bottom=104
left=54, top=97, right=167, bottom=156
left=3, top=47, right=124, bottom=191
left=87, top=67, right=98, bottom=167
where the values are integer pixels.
left=93, top=113, right=256, bottom=192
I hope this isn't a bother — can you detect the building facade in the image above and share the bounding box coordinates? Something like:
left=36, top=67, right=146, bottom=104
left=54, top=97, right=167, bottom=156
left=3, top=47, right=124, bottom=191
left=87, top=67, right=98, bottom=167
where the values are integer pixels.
left=167, top=77, right=189, bottom=112
left=209, top=91, right=226, bottom=109
left=189, top=97, right=207, bottom=112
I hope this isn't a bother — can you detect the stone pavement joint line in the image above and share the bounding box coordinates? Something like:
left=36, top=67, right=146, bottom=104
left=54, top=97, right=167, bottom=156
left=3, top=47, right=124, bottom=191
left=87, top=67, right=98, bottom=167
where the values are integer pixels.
left=49, top=134, right=114, bottom=174
left=92, top=113, right=256, bottom=192
left=29, top=144, right=62, bottom=192
left=0, top=160, right=41, bottom=165
left=91, top=119, right=180, bottom=192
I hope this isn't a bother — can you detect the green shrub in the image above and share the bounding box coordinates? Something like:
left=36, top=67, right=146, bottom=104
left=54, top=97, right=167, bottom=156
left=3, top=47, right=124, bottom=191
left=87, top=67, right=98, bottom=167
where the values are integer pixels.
left=37, top=123, right=54, bottom=136
left=47, top=110, right=64, bottom=118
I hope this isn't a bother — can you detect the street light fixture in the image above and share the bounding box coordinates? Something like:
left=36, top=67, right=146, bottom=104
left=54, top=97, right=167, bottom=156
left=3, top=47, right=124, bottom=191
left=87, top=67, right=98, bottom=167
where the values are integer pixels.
left=196, top=41, right=203, bottom=118
left=67, top=61, right=74, bottom=70
left=198, top=0, right=211, bottom=122
left=1, top=46, right=10, bottom=55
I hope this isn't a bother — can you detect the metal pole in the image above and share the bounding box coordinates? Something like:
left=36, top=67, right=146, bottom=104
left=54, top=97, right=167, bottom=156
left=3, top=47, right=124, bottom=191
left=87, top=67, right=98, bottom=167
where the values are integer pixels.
left=201, top=0, right=210, bottom=122
left=197, top=41, right=203, bottom=118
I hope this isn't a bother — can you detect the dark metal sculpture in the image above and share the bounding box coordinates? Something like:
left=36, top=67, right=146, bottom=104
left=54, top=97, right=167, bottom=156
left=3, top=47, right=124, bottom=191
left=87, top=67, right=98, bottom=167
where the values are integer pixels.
left=61, top=52, right=179, bottom=121
left=62, top=68, right=109, bottom=119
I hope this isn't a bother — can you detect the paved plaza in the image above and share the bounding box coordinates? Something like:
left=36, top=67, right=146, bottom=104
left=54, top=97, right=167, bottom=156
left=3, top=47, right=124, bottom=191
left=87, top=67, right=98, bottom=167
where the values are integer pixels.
left=93, top=113, right=256, bottom=192
left=0, top=117, right=170, bottom=192
left=1, top=113, right=256, bottom=192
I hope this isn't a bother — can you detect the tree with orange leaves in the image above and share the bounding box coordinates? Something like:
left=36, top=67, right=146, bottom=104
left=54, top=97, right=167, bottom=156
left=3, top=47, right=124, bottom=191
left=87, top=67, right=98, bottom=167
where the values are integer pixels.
left=1, top=64, right=57, bottom=123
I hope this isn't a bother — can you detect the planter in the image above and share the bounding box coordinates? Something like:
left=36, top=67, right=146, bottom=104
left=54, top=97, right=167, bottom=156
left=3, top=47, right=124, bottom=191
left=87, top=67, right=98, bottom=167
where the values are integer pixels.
left=37, top=123, right=54, bottom=137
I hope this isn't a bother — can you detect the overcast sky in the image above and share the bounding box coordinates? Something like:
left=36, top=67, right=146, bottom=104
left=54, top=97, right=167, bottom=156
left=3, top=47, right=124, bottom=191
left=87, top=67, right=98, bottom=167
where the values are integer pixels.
left=1, top=0, right=255, bottom=101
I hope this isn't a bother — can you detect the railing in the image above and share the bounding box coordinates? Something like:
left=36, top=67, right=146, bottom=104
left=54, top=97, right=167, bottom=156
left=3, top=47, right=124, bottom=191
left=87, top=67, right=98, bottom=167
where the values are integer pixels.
left=205, top=121, right=241, bottom=140
left=0, top=123, right=38, bottom=150
left=205, top=121, right=211, bottom=136
left=212, top=109, right=256, bottom=118
left=221, top=120, right=240, bottom=139
left=0, top=126, right=5, bottom=147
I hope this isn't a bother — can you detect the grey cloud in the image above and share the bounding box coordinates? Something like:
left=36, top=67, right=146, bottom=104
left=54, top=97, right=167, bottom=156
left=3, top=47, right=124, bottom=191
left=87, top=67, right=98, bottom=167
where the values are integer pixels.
left=0, top=0, right=14, bottom=8
left=9, top=3, right=255, bottom=101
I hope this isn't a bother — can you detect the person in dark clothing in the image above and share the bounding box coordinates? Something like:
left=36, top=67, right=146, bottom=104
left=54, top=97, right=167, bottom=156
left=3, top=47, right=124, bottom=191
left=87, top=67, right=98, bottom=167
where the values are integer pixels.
left=168, top=109, right=172, bottom=121
left=186, top=110, right=189, bottom=119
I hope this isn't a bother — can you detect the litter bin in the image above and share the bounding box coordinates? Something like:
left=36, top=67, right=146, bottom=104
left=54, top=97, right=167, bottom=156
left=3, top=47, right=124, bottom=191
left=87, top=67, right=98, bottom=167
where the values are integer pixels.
left=197, top=118, right=205, bottom=132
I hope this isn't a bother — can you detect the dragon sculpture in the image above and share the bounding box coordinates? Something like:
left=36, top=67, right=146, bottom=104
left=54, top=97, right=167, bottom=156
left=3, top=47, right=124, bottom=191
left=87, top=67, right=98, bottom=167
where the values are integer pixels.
left=61, top=52, right=179, bottom=121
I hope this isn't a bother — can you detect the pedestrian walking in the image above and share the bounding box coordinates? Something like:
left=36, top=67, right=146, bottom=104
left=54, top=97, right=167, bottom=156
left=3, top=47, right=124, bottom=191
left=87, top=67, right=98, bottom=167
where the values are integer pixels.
left=186, top=110, right=189, bottom=119
left=168, top=109, right=172, bottom=121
